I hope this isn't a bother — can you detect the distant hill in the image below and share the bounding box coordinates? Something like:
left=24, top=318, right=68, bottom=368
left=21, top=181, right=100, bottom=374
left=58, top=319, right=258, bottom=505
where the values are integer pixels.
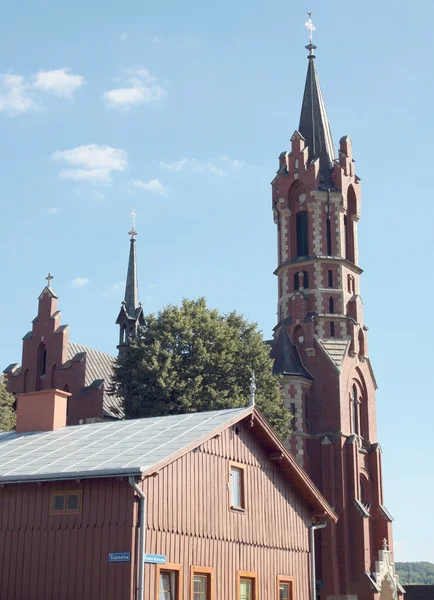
left=396, top=562, right=434, bottom=585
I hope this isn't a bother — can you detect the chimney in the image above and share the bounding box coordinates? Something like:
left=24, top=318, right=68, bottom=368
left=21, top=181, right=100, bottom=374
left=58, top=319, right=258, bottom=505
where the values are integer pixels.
left=16, top=389, right=71, bottom=433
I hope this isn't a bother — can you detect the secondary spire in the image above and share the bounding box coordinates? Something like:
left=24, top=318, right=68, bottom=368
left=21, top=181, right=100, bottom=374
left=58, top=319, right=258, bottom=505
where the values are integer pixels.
left=116, top=211, right=144, bottom=352
left=298, top=12, right=336, bottom=188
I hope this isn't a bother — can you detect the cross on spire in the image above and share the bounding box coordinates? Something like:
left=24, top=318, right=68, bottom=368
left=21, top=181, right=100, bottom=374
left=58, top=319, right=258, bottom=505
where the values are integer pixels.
left=45, top=273, right=54, bottom=288
left=129, top=210, right=138, bottom=239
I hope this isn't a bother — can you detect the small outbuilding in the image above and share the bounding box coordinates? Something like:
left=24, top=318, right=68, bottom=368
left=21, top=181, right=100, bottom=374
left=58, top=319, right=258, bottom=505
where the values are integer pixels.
left=0, top=389, right=337, bottom=600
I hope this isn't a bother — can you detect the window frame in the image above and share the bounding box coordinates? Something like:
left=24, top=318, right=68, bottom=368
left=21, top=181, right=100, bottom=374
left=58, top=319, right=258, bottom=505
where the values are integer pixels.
left=190, top=565, right=214, bottom=600
left=155, top=563, right=182, bottom=600
left=229, top=461, right=246, bottom=512
left=237, top=571, right=257, bottom=600
left=49, top=490, right=82, bottom=515
left=277, top=575, right=295, bottom=600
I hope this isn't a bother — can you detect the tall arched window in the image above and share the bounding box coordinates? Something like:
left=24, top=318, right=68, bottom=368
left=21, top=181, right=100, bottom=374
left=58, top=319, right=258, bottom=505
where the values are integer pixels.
left=329, top=297, right=335, bottom=314
left=358, top=329, right=365, bottom=356
left=346, top=186, right=357, bottom=263
left=328, top=270, right=333, bottom=288
left=326, top=218, right=332, bottom=255
left=351, top=385, right=359, bottom=435
left=294, top=271, right=309, bottom=291
left=296, top=211, right=309, bottom=257
left=36, top=343, right=47, bottom=391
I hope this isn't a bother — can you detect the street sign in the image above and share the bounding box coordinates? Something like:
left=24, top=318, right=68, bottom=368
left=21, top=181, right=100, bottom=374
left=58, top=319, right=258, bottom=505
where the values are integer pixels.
left=144, top=553, right=166, bottom=564
left=108, top=552, right=131, bottom=563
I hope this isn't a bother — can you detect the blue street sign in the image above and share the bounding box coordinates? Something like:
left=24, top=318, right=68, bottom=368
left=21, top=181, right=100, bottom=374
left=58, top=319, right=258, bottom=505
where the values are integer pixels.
left=108, top=552, right=131, bottom=563
left=144, top=553, right=166, bottom=564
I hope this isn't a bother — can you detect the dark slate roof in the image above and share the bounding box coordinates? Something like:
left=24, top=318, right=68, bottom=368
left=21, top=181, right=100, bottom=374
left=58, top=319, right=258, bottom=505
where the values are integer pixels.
left=67, top=342, right=123, bottom=419
left=403, top=586, right=434, bottom=600
left=270, top=328, right=313, bottom=380
left=299, top=50, right=335, bottom=188
left=124, top=237, right=140, bottom=318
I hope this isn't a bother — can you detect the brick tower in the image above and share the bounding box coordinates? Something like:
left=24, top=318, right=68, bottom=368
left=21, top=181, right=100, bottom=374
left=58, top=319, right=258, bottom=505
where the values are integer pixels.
left=270, top=21, right=403, bottom=600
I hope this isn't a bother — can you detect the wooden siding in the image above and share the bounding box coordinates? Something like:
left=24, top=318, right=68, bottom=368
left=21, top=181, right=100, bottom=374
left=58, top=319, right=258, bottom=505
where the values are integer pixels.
left=142, top=421, right=312, bottom=599
left=0, top=478, right=137, bottom=600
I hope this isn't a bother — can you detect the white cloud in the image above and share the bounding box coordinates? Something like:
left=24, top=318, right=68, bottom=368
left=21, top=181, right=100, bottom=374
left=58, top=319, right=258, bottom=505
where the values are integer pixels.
left=160, top=157, right=252, bottom=177
left=104, top=67, right=167, bottom=109
left=33, top=68, right=85, bottom=96
left=52, top=144, right=127, bottom=183
left=103, top=281, right=125, bottom=298
left=71, top=277, right=89, bottom=288
left=131, top=178, right=169, bottom=195
left=45, top=207, right=61, bottom=215
left=0, top=74, right=38, bottom=114
left=0, top=68, right=84, bottom=115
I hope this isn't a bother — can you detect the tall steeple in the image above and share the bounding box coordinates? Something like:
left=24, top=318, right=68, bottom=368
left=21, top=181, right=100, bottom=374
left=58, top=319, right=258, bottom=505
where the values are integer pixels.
left=298, top=14, right=335, bottom=188
left=116, top=211, right=144, bottom=352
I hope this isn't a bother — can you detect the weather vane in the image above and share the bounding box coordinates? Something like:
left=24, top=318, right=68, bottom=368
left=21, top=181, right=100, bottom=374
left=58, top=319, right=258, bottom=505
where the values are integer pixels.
left=129, top=210, right=138, bottom=238
left=305, top=11, right=315, bottom=45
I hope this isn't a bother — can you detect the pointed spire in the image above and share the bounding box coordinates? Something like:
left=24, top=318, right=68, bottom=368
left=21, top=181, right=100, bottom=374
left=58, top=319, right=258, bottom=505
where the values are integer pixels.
left=124, top=210, right=140, bottom=318
left=298, top=13, right=336, bottom=188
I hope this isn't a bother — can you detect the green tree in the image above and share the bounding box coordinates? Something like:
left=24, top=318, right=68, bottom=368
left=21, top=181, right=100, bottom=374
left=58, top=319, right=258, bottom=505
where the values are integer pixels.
left=112, top=298, right=289, bottom=437
left=0, top=376, right=16, bottom=432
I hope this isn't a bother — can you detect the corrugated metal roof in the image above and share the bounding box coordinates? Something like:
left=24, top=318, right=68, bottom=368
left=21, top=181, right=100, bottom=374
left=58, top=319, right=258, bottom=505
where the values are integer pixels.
left=0, top=407, right=250, bottom=484
left=67, top=342, right=123, bottom=419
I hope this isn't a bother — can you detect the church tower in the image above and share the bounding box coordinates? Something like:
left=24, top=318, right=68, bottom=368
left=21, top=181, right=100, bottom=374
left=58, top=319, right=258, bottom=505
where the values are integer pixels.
left=116, top=211, right=144, bottom=351
left=270, top=18, right=403, bottom=600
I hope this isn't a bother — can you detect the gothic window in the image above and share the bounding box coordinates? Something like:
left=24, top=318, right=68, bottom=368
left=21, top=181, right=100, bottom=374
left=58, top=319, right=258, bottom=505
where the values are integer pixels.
left=290, top=403, right=296, bottom=431
left=329, top=297, right=334, bottom=314
left=351, top=385, right=359, bottom=435
left=358, top=329, right=365, bottom=356
left=346, top=186, right=357, bottom=263
left=36, top=343, right=47, bottom=391
left=330, top=321, right=335, bottom=338
left=360, top=476, right=371, bottom=510
left=294, top=271, right=309, bottom=291
left=296, top=211, right=309, bottom=257
left=328, top=270, right=333, bottom=288
left=326, top=218, right=332, bottom=255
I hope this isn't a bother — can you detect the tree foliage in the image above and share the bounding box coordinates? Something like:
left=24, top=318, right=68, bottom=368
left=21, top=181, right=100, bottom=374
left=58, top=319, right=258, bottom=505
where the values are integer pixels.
left=112, top=298, right=289, bottom=437
left=0, top=376, right=16, bottom=432
left=395, top=562, right=434, bottom=585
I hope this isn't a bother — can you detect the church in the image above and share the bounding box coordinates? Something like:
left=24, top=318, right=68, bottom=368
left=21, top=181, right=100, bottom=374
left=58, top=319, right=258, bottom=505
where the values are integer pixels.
left=3, top=19, right=403, bottom=600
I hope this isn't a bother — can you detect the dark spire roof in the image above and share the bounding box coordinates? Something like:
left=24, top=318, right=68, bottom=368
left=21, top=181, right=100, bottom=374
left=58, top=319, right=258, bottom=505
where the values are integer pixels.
left=298, top=44, right=335, bottom=188
left=271, top=327, right=313, bottom=380
left=124, top=234, right=140, bottom=318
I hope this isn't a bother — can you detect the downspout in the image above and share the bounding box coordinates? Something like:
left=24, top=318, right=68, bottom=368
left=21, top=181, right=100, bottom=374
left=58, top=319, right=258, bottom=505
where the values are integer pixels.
left=129, top=477, right=146, bottom=600
left=309, top=521, right=327, bottom=600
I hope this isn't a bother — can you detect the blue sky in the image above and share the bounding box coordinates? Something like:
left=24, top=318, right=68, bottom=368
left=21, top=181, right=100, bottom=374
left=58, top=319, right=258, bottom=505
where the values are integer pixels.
left=1, top=0, right=432, bottom=563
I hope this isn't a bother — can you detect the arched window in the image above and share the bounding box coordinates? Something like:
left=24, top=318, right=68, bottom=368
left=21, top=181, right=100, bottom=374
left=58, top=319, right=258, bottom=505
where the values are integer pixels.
left=296, top=211, right=309, bottom=257
left=358, top=329, right=365, bottom=356
left=294, top=271, right=309, bottom=291
left=329, top=297, right=335, bottom=314
left=330, top=322, right=335, bottom=338
left=36, top=343, right=47, bottom=391
left=360, top=476, right=371, bottom=509
left=351, top=385, right=359, bottom=435
left=326, top=218, right=332, bottom=255
left=346, top=186, right=357, bottom=263
left=328, top=270, right=333, bottom=288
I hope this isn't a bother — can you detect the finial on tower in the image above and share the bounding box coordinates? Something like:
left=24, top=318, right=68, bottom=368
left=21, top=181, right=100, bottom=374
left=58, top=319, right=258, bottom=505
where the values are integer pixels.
left=305, top=11, right=317, bottom=57
left=45, top=273, right=54, bottom=288
left=249, top=371, right=257, bottom=407
left=129, top=209, right=138, bottom=239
